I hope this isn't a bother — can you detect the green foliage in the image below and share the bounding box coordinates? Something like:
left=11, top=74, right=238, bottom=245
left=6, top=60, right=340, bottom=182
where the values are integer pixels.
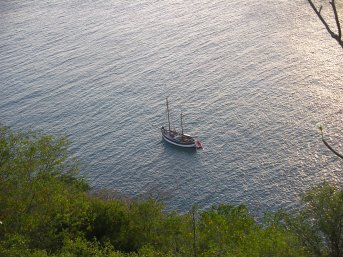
left=0, top=233, right=50, bottom=257
left=88, top=196, right=129, bottom=250
left=259, top=211, right=307, bottom=257
left=58, top=237, right=125, bottom=257
left=120, top=198, right=165, bottom=251
left=0, top=125, right=92, bottom=251
left=0, top=124, right=340, bottom=257
left=88, top=196, right=191, bottom=255
left=197, top=205, right=307, bottom=257
left=197, top=204, right=255, bottom=256
left=284, top=182, right=343, bottom=257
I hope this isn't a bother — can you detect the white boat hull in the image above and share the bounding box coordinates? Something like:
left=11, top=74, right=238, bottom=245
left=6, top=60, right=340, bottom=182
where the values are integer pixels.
left=161, top=127, right=196, bottom=148
left=162, top=134, right=196, bottom=148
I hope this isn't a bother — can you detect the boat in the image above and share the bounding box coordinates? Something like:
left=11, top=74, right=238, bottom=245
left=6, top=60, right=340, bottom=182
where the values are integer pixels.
left=161, top=98, right=203, bottom=149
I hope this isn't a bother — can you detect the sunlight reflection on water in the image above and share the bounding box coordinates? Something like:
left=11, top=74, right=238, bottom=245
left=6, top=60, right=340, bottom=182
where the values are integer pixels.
left=0, top=0, right=342, bottom=217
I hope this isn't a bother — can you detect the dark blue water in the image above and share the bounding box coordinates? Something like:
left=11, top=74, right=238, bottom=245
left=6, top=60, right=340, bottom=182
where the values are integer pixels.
left=1, top=0, right=342, bottom=216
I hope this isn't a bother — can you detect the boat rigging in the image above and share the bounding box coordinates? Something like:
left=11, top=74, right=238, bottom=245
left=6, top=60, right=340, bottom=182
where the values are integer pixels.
left=161, top=98, right=203, bottom=149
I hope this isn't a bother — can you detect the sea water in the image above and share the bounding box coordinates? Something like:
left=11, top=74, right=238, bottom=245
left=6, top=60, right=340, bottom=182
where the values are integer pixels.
left=1, top=0, right=342, bottom=216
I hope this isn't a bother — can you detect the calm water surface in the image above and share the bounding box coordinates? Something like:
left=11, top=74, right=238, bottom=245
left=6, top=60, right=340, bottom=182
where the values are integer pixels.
left=1, top=0, right=342, bottom=216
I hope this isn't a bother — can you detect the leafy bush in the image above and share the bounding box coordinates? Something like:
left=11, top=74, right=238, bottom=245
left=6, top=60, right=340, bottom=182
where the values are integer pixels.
left=283, top=182, right=343, bottom=257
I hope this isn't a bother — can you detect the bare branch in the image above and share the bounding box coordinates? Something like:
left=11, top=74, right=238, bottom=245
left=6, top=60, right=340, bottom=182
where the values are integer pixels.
left=330, top=0, right=342, bottom=39
left=307, top=0, right=343, bottom=48
left=319, top=126, right=343, bottom=160
left=322, top=138, right=343, bottom=160
left=307, top=0, right=335, bottom=36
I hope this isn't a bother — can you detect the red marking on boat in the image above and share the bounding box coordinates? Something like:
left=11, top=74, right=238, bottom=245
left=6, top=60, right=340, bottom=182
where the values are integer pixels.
left=195, top=140, right=203, bottom=149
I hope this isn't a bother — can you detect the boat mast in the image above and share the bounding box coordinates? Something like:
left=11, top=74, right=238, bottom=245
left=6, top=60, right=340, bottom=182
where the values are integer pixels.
left=180, top=112, right=184, bottom=135
left=166, top=98, right=171, bottom=131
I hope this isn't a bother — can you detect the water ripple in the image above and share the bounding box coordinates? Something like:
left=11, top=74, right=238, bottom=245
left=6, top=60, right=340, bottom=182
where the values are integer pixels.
left=0, top=0, right=342, bottom=217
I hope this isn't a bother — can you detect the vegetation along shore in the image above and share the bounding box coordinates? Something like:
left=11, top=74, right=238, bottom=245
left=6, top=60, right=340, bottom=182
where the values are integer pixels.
left=0, top=124, right=342, bottom=257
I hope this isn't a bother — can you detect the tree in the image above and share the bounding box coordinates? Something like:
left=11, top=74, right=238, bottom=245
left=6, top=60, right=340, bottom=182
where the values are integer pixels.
left=284, top=182, right=343, bottom=257
left=0, top=124, right=321, bottom=256
left=197, top=204, right=259, bottom=256
left=0, top=124, right=91, bottom=252
left=307, top=0, right=343, bottom=48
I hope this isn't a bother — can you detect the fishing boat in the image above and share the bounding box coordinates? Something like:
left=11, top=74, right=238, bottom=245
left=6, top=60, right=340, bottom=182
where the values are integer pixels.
left=161, top=98, right=203, bottom=149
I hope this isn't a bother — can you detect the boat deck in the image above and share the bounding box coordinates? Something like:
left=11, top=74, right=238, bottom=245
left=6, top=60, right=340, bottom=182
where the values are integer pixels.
left=161, top=127, right=196, bottom=147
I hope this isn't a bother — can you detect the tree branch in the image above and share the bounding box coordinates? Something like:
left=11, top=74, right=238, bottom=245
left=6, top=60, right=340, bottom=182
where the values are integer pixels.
left=307, top=0, right=335, bottom=36
left=319, top=126, right=343, bottom=160
left=322, top=138, right=343, bottom=160
left=307, top=0, right=343, bottom=48
left=330, top=0, right=342, bottom=39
